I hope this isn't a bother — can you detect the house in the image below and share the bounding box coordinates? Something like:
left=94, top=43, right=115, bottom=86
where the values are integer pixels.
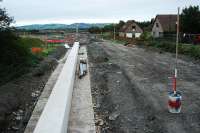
left=152, top=15, right=177, bottom=38
left=119, top=25, right=126, bottom=38
left=119, top=20, right=143, bottom=38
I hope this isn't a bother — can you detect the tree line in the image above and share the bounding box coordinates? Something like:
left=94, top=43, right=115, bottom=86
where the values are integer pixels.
left=0, top=2, right=39, bottom=80
left=88, top=6, right=200, bottom=34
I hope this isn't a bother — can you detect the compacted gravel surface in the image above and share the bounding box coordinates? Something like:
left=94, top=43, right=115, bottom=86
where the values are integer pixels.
left=87, top=38, right=200, bottom=133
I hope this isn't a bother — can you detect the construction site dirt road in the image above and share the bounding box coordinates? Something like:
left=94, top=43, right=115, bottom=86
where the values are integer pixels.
left=87, top=36, right=200, bottom=133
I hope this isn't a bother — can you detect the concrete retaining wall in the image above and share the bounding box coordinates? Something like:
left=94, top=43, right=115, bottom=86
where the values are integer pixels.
left=33, top=42, right=79, bottom=133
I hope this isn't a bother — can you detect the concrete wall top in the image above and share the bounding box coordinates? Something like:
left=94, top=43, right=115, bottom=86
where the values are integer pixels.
left=33, top=43, right=79, bottom=133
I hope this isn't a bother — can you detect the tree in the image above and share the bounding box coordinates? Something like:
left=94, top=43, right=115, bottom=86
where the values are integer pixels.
left=88, top=26, right=102, bottom=33
left=0, top=6, right=32, bottom=67
left=137, top=21, right=152, bottom=31
left=181, top=6, right=200, bottom=34
left=116, top=20, right=125, bottom=31
left=0, top=8, right=13, bottom=31
left=102, top=24, right=114, bottom=32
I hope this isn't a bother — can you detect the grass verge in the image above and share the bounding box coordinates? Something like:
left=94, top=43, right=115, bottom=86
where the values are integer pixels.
left=147, top=39, right=200, bottom=59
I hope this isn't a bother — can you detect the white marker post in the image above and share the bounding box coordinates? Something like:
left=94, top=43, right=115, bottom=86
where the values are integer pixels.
left=168, top=7, right=182, bottom=114
left=174, top=7, right=180, bottom=94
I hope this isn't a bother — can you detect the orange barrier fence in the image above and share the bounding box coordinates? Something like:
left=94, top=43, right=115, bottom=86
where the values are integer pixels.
left=31, top=47, right=43, bottom=54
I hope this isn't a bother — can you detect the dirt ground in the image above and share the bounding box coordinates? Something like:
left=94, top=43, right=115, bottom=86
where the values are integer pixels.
left=0, top=46, right=67, bottom=133
left=87, top=37, right=200, bottom=133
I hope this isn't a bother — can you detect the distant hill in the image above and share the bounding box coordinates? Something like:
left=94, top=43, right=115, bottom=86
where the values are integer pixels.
left=16, top=23, right=109, bottom=30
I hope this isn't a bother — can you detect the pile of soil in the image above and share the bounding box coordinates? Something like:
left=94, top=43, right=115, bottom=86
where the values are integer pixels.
left=0, top=46, right=67, bottom=133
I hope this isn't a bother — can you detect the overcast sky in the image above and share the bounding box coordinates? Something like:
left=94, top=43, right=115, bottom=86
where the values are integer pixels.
left=1, top=0, right=199, bottom=26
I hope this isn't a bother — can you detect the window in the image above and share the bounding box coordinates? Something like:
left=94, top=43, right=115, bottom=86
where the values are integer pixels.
left=132, top=26, right=136, bottom=31
left=156, top=23, right=159, bottom=28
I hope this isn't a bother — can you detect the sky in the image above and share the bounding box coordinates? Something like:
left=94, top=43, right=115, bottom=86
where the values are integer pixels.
left=0, top=0, right=199, bottom=26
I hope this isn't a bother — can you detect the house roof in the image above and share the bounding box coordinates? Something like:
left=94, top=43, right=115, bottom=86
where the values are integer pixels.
left=155, top=14, right=177, bottom=32
left=119, top=20, right=143, bottom=33
left=119, top=24, right=127, bottom=32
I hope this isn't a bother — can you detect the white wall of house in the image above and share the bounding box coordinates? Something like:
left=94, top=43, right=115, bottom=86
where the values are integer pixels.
left=152, top=19, right=163, bottom=38
left=119, top=32, right=125, bottom=37
left=125, top=32, right=142, bottom=38
left=126, top=33, right=133, bottom=38
left=135, top=33, right=142, bottom=38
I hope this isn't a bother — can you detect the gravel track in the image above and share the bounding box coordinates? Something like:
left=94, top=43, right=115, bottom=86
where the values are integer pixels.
left=87, top=38, right=200, bottom=133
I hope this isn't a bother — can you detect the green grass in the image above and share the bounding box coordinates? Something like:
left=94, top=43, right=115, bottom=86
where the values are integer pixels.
left=47, top=43, right=64, bottom=47
left=101, top=32, right=127, bottom=44
left=20, top=37, right=44, bottom=48
left=42, top=47, right=56, bottom=57
left=148, top=39, right=200, bottom=59
left=179, top=44, right=200, bottom=59
left=0, top=34, right=49, bottom=86
left=21, top=37, right=58, bottom=57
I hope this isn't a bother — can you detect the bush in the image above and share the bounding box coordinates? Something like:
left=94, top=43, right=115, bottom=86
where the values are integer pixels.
left=186, top=45, right=200, bottom=59
left=20, top=37, right=44, bottom=48
left=0, top=31, right=32, bottom=65
left=140, top=32, right=152, bottom=41
left=0, top=31, right=42, bottom=85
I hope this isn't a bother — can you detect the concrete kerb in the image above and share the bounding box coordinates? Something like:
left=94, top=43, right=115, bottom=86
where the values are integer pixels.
left=24, top=48, right=71, bottom=133
left=33, top=42, right=79, bottom=133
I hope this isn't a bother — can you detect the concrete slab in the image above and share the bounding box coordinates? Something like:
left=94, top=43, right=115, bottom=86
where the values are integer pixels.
left=68, top=46, right=96, bottom=133
left=24, top=50, right=70, bottom=133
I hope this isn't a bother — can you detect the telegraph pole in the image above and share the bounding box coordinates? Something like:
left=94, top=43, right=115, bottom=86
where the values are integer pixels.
left=113, top=24, right=116, bottom=40
left=45, top=34, right=48, bottom=48
left=175, top=7, right=180, bottom=69
left=76, top=23, right=79, bottom=41
left=101, top=31, right=103, bottom=40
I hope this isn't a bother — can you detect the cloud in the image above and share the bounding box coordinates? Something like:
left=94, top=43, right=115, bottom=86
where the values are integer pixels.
left=1, top=0, right=200, bottom=25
